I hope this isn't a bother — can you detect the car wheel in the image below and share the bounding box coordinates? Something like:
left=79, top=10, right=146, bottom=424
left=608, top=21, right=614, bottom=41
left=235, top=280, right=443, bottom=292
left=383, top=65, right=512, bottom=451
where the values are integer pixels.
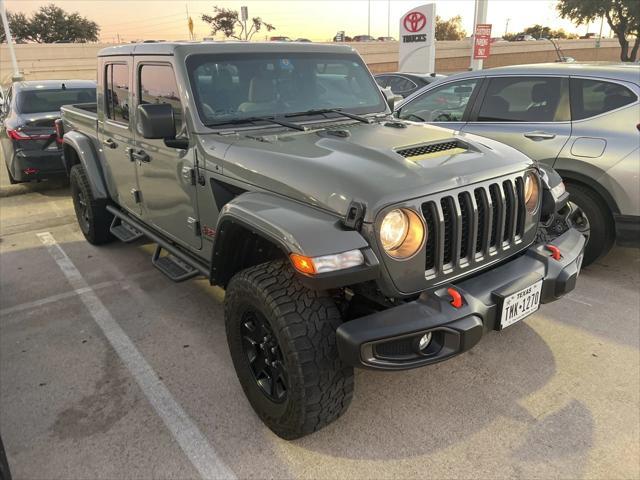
left=69, top=164, right=114, bottom=245
left=566, top=183, right=614, bottom=266
left=224, top=260, right=354, bottom=439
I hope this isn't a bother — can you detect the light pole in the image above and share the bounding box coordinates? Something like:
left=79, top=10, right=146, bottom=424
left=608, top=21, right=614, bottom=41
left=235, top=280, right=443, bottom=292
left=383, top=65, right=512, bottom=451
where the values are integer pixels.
left=504, top=17, right=510, bottom=36
left=0, top=0, right=22, bottom=81
left=368, top=0, right=371, bottom=38
left=469, top=0, right=488, bottom=71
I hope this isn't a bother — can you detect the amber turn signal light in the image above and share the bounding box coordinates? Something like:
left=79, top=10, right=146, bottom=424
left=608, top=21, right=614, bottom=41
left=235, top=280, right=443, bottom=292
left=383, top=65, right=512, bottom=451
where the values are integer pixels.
left=290, top=254, right=316, bottom=275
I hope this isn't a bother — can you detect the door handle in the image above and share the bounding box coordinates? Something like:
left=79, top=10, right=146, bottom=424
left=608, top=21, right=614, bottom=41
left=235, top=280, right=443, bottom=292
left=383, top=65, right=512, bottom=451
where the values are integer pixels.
left=131, top=149, right=150, bottom=163
left=102, top=138, right=117, bottom=149
left=524, top=131, right=556, bottom=140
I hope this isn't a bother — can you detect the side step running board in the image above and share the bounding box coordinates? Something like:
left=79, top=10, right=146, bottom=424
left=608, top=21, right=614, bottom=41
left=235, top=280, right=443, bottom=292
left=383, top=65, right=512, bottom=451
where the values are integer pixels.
left=110, top=216, right=144, bottom=243
left=152, top=245, right=199, bottom=282
left=106, top=205, right=210, bottom=280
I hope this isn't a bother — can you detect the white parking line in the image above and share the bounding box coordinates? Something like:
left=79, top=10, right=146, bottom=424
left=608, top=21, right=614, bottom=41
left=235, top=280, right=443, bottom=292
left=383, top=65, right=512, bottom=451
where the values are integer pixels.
left=36, top=232, right=235, bottom=480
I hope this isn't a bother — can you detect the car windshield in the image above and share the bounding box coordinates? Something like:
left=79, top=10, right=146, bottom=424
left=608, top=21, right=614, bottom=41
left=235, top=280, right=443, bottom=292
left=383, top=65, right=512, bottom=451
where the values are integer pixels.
left=16, top=88, right=96, bottom=114
left=186, top=52, right=386, bottom=126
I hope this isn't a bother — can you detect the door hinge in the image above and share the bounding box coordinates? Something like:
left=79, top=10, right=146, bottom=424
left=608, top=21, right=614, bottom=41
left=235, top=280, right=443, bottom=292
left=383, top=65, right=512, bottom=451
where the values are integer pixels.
left=130, top=188, right=141, bottom=203
left=187, top=217, right=201, bottom=236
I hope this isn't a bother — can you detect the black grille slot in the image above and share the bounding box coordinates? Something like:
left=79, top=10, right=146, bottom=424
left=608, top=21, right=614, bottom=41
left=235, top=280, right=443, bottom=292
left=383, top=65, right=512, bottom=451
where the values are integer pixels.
left=440, top=198, right=455, bottom=265
left=489, top=185, right=500, bottom=248
left=458, top=193, right=471, bottom=260
left=421, top=174, right=528, bottom=276
left=503, top=180, right=515, bottom=242
left=422, top=202, right=437, bottom=271
left=397, top=141, right=459, bottom=158
left=515, top=177, right=526, bottom=237
left=474, top=188, right=486, bottom=253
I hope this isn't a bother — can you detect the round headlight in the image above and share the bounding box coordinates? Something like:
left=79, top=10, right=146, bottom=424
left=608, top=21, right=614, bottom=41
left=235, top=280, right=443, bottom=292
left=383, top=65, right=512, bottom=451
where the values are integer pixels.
left=524, top=170, right=540, bottom=214
left=379, top=208, right=426, bottom=259
left=380, top=209, right=409, bottom=251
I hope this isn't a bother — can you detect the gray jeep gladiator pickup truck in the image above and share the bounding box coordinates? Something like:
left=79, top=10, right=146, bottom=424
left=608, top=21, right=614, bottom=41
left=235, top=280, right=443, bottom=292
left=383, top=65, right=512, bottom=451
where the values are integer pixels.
left=59, top=42, right=586, bottom=439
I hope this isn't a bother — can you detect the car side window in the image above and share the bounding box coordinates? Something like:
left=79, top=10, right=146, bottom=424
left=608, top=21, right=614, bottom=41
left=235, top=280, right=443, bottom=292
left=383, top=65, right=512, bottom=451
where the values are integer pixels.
left=397, top=79, right=479, bottom=122
left=387, top=76, right=417, bottom=94
left=139, top=64, right=184, bottom=135
left=375, top=75, right=390, bottom=89
left=570, top=78, right=637, bottom=120
left=105, top=63, right=130, bottom=124
left=477, top=76, right=569, bottom=122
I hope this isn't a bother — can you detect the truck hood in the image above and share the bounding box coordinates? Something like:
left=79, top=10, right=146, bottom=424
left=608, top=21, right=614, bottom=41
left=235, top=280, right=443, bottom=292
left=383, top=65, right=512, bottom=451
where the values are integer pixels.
left=215, top=121, right=534, bottom=223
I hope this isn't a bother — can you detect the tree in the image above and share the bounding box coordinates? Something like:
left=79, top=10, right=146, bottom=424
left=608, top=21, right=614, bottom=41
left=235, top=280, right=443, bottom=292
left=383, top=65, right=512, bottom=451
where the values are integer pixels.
left=522, top=25, right=579, bottom=39
left=435, top=15, right=466, bottom=41
left=202, top=6, right=275, bottom=40
left=0, top=4, right=99, bottom=44
left=557, top=0, right=640, bottom=61
left=0, top=12, right=31, bottom=43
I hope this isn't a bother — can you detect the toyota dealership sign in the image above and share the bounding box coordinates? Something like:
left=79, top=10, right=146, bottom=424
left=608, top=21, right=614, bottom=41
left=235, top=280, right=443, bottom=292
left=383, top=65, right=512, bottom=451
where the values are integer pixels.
left=399, top=3, right=436, bottom=73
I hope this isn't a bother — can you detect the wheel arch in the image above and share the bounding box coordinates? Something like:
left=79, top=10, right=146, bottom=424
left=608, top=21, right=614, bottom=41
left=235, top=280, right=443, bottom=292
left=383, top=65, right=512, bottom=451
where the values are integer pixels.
left=210, top=191, right=374, bottom=288
left=62, top=131, right=110, bottom=200
left=555, top=169, right=620, bottom=216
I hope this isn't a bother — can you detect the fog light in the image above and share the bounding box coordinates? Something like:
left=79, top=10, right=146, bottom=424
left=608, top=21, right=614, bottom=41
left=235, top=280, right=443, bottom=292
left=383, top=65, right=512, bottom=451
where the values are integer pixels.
left=418, top=332, right=432, bottom=351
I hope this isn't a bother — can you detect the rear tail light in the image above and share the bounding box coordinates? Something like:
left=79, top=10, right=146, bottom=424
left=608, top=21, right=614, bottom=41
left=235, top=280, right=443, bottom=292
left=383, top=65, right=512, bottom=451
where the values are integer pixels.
left=54, top=119, right=64, bottom=144
left=7, top=128, right=53, bottom=141
left=23, top=167, right=39, bottom=175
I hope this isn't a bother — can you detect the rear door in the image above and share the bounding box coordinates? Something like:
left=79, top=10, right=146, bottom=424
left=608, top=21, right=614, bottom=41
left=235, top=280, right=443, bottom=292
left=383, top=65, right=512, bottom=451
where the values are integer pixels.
left=462, top=75, right=572, bottom=167
left=98, top=60, right=140, bottom=215
left=133, top=59, right=201, bottom=250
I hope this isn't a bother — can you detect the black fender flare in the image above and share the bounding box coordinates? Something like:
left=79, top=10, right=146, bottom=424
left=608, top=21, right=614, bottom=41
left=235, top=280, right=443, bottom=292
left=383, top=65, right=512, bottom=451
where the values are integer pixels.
left=62, top=131, right=110, bottom=200
left=210, top=191, right=379, bottom=288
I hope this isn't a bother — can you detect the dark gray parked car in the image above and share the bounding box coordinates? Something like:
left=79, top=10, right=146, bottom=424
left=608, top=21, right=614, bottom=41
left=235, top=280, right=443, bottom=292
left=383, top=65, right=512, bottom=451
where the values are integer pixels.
left=59, top=42, right=585, bottom=439
left=375, top=72, right=446, bottom=98
left=395, top=63, right=640, bottom=265
left=0, top=80, right=96, bottom=183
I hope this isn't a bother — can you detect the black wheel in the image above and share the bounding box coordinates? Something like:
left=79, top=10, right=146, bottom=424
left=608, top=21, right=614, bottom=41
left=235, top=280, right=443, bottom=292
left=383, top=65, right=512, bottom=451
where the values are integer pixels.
left=566, top=183, right=614, bottom=266
left=225, top=260, right=354, bottom=439
left=69, top=164, right=114, bottom=245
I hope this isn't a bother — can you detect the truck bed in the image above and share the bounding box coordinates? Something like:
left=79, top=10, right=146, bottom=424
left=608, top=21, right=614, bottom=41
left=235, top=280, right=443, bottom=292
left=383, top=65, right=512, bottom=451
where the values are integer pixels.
left=61, top=103, right=98, bottom=136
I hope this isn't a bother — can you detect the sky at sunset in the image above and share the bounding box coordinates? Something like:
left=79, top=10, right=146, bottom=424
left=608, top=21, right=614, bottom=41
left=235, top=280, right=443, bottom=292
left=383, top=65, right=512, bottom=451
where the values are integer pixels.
left=5, top=0, right=611, bottom=43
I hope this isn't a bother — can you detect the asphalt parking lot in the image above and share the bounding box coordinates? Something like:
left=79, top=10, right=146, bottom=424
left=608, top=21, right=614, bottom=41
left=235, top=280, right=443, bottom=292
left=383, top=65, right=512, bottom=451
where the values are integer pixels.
left=1, top=172, right=639, bottom=479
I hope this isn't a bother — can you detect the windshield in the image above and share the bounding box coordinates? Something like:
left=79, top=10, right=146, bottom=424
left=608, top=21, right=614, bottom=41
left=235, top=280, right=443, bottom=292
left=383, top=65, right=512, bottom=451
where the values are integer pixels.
left=186, top=52, right=386, bottom=126
left=16, top=88, right=96, bottom=114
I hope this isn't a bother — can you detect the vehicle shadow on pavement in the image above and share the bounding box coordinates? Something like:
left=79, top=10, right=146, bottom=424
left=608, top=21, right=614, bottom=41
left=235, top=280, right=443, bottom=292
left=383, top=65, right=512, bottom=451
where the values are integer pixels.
left=292, top=321, right=573, bottom=460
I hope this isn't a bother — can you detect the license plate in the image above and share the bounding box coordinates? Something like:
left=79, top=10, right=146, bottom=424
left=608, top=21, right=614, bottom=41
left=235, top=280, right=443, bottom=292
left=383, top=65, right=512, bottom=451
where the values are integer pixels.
left=499, top=280, right=543, bottom=329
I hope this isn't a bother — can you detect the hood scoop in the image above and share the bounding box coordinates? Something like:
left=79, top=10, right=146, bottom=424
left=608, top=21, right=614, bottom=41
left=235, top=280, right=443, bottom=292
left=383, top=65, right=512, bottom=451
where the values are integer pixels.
left=396, top=140, right=466, bottom=160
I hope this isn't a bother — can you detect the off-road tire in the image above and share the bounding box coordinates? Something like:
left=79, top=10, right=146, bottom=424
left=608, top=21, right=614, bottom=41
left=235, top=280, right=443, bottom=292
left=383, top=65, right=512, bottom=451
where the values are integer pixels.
left=225, top=260, right=354, bottom=439
left=69, top=164, right=114, bottom=245
left=566, top=183, right=614, bottom=266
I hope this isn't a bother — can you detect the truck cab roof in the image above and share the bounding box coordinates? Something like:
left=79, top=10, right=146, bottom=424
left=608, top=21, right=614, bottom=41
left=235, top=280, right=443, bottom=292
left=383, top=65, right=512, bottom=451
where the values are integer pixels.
left=98, top=41, right=356, bottom=57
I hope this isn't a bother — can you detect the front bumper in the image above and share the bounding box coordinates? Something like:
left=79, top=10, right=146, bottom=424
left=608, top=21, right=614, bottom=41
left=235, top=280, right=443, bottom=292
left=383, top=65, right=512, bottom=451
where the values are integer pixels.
left=336, top=228, right=585, bottom=370
left=614, top=214, right=640, bottom=248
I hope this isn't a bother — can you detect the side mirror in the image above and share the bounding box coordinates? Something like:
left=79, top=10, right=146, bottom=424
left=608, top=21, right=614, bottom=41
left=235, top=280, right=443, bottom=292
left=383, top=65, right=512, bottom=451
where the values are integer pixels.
left=382, top=87, right=403, bottom=111
left=137, top=103, right=176, bottom=139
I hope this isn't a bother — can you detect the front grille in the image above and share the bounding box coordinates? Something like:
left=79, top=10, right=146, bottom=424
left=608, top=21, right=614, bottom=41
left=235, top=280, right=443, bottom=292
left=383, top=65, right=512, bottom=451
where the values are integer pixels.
left=397, top=141, right=460, bottom=158
left=421, top=176, right=527, bottom=275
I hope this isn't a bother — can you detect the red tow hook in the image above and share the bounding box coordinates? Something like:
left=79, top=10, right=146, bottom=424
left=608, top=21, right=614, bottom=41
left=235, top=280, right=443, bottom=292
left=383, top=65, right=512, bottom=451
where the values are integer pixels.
left=447, top=287, right=463, bottom=309
left=545, top=244, right=562, bottom=260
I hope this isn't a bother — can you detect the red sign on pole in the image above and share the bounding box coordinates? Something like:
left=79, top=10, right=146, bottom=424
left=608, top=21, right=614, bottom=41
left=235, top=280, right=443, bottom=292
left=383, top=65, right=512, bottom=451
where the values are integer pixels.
left=473, top=23, right=492, bottom=59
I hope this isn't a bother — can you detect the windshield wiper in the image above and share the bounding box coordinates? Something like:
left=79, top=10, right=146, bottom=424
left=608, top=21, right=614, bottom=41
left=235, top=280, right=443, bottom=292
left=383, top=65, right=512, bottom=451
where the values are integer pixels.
left=285, top=108, right=373, bottom=124
left=206, top=115, right=308, bottom=131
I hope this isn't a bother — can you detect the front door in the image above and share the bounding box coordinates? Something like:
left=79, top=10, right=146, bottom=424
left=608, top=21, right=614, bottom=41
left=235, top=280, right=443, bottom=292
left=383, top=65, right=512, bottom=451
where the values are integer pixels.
left=98, top=60, right=140, bottom=215
left=133, top=60, right=201, bottom=250
left=462, top=76, right=572, bottom=168
left=395, top=78, right=483, bottom=132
